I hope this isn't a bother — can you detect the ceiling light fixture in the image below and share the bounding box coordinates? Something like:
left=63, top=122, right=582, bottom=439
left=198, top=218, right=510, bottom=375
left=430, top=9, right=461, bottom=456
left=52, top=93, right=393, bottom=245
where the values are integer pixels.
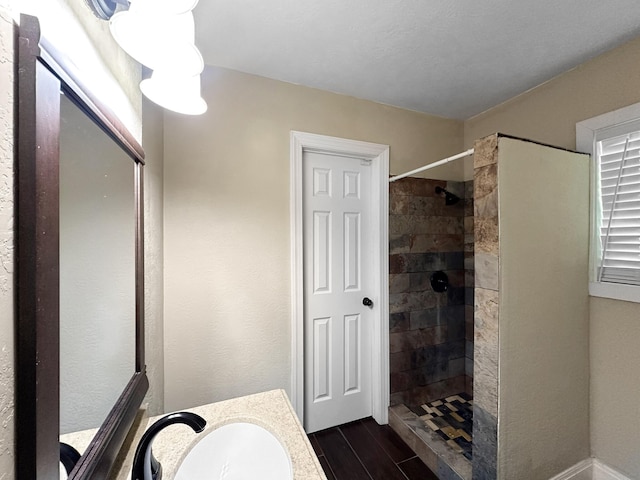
left=87, top=0, right=207, bottom=115
left=86, top=0, right=120, bottom=20
left=140, top=71, right=207, bottom=116
left=109, top=8, right=204, bottom=76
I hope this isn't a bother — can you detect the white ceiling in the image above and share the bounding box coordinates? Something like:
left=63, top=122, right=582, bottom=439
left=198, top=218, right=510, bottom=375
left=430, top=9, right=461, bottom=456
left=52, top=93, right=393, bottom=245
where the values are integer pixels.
left=193, top=1, right=640, bottom=120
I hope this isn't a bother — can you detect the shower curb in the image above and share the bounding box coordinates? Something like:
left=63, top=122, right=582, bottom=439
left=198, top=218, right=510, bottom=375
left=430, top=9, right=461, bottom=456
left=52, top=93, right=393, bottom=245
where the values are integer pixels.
left=389, top=404, right=471, bottom=480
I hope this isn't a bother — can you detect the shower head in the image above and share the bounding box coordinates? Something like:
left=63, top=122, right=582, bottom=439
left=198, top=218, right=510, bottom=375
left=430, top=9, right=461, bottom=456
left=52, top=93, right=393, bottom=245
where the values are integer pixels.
left=435, top=186, right=460, bottom=206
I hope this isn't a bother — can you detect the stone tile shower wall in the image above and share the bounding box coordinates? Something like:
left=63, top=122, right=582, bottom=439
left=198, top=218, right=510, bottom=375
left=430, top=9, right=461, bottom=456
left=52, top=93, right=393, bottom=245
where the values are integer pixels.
left=464, top=180, right=474, bottom=396
left=389, top=177, right=467, bottom=406
left=472, top=135, right=499, bottom=480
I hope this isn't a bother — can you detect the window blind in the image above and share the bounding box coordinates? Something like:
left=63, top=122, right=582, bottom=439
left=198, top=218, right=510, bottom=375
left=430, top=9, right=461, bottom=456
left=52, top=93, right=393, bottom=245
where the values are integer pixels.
left=596, top=131, right=640, bottom=286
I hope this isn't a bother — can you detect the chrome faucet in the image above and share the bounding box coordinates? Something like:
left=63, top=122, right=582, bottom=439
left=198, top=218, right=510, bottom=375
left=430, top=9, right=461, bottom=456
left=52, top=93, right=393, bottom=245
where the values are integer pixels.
left=131, top=412, right=207, bottom=480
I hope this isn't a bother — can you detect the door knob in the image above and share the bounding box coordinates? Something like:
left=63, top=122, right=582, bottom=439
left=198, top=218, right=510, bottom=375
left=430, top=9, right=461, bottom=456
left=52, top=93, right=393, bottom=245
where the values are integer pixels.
left=362, top=297, right=373, bottom=307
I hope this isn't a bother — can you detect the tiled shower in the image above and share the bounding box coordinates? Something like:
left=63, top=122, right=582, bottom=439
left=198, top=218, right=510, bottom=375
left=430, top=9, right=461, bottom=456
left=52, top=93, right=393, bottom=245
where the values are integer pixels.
left=388, top=176, right=475, bottom=478
left=387, top=135, right=589, bottom=480
left=389, top=177, right=474, bottom=405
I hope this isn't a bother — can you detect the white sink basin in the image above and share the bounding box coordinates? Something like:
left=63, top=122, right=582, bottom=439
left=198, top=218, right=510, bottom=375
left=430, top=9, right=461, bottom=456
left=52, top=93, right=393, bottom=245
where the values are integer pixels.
left=174, top=422, right=293, bottom=480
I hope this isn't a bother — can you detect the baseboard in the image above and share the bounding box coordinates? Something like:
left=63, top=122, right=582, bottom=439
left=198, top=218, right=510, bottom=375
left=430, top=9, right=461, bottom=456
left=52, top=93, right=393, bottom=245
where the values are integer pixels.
left=549, top=459, right=592, bottom=480
left=592, top=459, right=632, bottom=480
left=549, top=458, right=632, bottom=480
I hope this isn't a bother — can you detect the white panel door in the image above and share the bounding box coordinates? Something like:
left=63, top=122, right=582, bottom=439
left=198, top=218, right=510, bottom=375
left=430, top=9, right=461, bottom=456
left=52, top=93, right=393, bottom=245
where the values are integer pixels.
left=303, top=151, right=373, bottom=433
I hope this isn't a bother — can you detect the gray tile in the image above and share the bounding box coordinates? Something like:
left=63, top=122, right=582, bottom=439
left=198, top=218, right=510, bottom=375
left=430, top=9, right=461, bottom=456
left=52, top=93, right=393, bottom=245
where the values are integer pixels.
left=464, top=270, right=475, bottom=289
left=389, top=194, right=411, bottom=215
left=447, top=340, right=465, bottom=360
left=475, top=252, right=498, bottom=290
left=390, top=312, right=410, bottom=333
left=390, top=351, right=411, bottom=373
left=464, top=203, right=474, bottom=218
left=404, top=253, right=446, bottom=272
left=390, top=234, right=412, bottom=254
left=474, top=288, right=498, bottom=416
left=390, top=326, right=448, bottom=353
left=388, top=406, right=439, bottom=472
left=447, top=313, right=465, bottom=341
left=408, top=272, right=432, bottom=291
left=438, top=458, right=465, bottom=480
left=464, top=180, right=474, bottom=198
left=447, top=287, right=466, bottom=306
left=410, top=308, right=441, bottom=329
left=465, top=287, right=474, bottom=306
left=465, top=357, right=474, bottom=377
left=473, top=134, right=498, bottom=169
left=390, top=273, right=411, bottom=294
left=390, top=254, right=407, bottom=274
left=389, top=215, right=464, bottom=235
left=449, top=357, right=465, bottom=377
left=414, top=361, right=449, bottom=385
left=411, top=345, right=437, bottom=368
left=473, top=405, right=497, bottom=480
left=464, top=216, right=474, bottom=233
left=464, top=253, right=474, bottom=271
left=389, top=291, right=440, bottom=314
left=411, top=234, right=464, bottom=253
left=445, top=252, right=465, bottom=269
left=465, top=340, right=474, bottom=359
left=410, top=305, right=465, bottom=330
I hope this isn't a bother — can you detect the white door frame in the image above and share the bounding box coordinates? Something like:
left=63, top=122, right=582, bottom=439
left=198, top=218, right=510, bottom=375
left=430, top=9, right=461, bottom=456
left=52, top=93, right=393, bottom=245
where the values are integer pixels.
left=290, top=131, right=389, bottom=427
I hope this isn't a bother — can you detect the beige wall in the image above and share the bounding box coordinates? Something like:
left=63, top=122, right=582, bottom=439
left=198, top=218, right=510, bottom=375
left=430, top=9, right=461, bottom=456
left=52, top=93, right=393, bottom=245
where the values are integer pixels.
left=464, top=36, right=640, bottom=152
left=590, top=298, right=640, bottom=477
left=0, top=1, right=14, bottom=478
left=142, top=99, right=165, bottom=416
left=162, top=65, right=463, bottom=411
left=498, top=138, right=590, bottom=478
left=21, top=0, right=142, bottom=140
left=464, top=37, right=640, bottom=478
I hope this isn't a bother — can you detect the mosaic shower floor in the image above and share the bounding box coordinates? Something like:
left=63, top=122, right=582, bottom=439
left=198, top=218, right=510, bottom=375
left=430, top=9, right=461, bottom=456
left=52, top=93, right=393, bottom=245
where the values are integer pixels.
left=408, top=392, right=473, bottom=461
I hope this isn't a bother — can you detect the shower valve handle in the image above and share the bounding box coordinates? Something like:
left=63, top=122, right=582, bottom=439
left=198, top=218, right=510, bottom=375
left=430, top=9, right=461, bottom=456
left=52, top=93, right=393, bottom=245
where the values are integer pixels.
left=362, top=297, right=373, bottom=307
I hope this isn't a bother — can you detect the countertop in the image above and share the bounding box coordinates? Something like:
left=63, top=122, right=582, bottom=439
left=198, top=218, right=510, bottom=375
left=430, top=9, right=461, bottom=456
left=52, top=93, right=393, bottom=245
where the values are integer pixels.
left=151, top=389, right=326, bottom=479
left=62, top=389, right=327, bottom=480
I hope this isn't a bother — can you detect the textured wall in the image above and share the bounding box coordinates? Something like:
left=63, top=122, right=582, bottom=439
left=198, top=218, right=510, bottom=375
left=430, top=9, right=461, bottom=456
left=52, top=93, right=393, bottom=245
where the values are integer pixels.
left=498, top=137, right=590, bottom=479
left=472, top=135, right=590, bottom=479
left=162, top=65, right=463, bottom=412
left=141, top=99, right=165, bottom=416
left=463, top=35, right=640, bottom=479
left=463, top=36, right=640, bottom=158
left=21, top=0, right=142, bottom=140
left=590, top=298, right=640, bottom=477
left=389, top=177, right=466, bottom=406
left=0, top=2, right=14, bottom=479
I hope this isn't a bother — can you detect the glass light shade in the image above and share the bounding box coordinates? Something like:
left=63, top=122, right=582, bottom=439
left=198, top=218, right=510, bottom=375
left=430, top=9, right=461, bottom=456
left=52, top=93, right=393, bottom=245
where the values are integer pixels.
left=140, top=72, right=207, bottom=115
left=129, top=0, right=199, bottom=15
left=109, top=10, right=203, bottom=75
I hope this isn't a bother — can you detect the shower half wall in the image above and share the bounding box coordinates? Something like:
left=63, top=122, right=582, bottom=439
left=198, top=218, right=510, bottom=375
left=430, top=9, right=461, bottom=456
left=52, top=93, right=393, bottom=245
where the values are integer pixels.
left=388, top=134, right=590, bottom=480
left=389, top=177, right=474, bottom=407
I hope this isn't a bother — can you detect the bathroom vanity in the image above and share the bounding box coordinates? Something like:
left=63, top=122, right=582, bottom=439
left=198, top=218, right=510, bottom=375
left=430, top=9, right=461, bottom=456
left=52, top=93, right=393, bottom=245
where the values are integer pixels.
left=62, top=389, right=327, bottom=480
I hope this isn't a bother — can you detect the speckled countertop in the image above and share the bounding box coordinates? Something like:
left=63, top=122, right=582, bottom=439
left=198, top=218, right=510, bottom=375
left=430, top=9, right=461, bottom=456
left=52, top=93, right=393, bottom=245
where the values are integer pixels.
left=62, top=389, right=326, bottom=480
left=152, top=389, right=326, bottom=480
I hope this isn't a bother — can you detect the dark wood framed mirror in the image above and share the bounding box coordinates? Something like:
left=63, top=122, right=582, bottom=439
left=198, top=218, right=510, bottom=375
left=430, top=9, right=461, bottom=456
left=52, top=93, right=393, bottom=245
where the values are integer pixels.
left=16, top=14, right=148, bottom=479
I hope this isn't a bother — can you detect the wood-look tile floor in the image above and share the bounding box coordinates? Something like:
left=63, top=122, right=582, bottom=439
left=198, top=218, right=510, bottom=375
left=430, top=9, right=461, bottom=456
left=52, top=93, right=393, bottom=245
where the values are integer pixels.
left=308, top=417, right=438, bottom=480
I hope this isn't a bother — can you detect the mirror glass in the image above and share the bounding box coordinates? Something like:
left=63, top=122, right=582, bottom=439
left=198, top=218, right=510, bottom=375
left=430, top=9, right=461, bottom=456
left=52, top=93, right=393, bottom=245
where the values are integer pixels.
left=58, top=93, right=136, bottom=434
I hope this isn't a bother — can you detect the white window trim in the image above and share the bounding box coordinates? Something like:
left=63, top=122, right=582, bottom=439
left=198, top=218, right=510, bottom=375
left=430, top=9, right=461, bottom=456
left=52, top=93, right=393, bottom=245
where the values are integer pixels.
left=577, top=102, right=640, bottom=304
